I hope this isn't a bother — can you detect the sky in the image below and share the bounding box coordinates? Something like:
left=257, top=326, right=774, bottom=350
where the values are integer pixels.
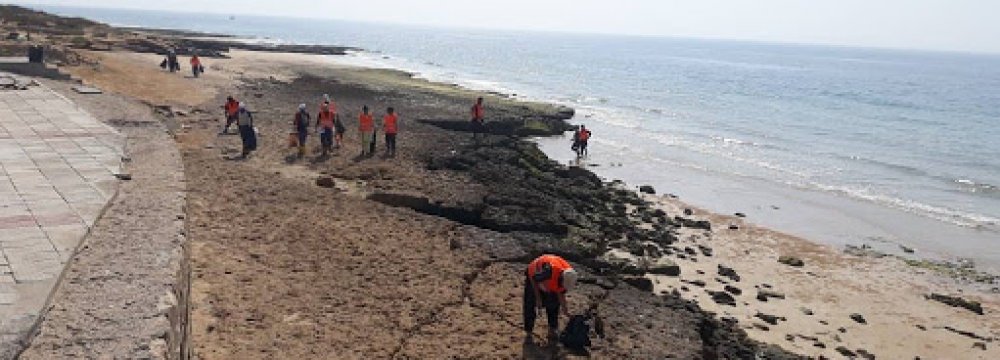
left=9, top=0, right=1000, bottom=53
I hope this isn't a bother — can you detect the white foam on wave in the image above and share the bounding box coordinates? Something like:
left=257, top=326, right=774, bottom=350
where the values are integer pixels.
left=809, top=182, right=1000, bottom=230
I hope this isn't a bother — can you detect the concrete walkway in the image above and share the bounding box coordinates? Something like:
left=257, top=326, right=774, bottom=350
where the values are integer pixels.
left=0, top=72, right=124, bottom=356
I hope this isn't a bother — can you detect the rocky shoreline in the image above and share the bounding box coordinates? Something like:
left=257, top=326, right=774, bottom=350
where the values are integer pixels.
left=4, top=5, right=997, bottom=359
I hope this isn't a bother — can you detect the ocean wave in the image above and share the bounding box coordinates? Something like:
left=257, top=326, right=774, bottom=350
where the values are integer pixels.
left=955, top=179, right=1000, bottom=195
left=837, top=154, right=930, bottom=177
left=809, top=183, right=1000, bottom=230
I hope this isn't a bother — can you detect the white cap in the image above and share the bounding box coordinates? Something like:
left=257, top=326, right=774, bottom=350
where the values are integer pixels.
left=562, top=268, right=579, bottom=291
left=298, top=103, right=306, bottom=111
left=238, top=102, right=246, bottom=109
left=323, top=94, right=330, bottom=102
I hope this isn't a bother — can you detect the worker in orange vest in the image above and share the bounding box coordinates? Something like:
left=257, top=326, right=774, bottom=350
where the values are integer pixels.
left=190, top=54, right=203, bottom=78
left=524, top=254, right=578, bottom=338
left=220, top=96, right=239, bottom=135
left=471, top=97, right=485, bottom=140
left=315, top=101, right=336, bottom=156
left=359, top=105, right=375, bottom=157
left=383, top=107, right=399, bottom=157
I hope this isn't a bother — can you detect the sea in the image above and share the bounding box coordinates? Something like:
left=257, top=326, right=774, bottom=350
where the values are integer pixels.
left=34, top=6, right=1000, bottom=270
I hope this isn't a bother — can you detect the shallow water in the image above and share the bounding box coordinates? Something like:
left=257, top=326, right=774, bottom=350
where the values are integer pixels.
left=40, top=5, right=1000, bottom=269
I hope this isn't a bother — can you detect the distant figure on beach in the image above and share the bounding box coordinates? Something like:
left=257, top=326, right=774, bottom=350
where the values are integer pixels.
left=293, top=104, right=310, bottom=158
left=359, top=105, right=376, bottom=157
left=383, top=107, right=398, bottom=157
left=166, top=49, right=180, bottom=72
left=524, top=254, right=578, bottom=339
left=220, top=96, right=239, bottom=134
left=471, top=97, right=485, bottom=140
left=572, top=125, right=592, bottom=157
left=190, top=54, right=203, bottom=78
left=316, top=101, right=336, bottom=156
left=236, top=103, right=256, bottom=158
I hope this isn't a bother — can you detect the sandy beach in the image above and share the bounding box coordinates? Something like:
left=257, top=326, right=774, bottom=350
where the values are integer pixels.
left=2, top=5, right=998, bottom=359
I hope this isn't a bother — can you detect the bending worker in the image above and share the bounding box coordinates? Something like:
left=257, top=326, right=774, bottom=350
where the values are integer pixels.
left=524, top=254, right=578, bottom=338
left=221, top=96, right=239, bottom=135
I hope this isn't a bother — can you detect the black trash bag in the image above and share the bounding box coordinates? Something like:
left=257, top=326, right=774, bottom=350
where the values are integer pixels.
left=559, top=315, right=592, bottom=353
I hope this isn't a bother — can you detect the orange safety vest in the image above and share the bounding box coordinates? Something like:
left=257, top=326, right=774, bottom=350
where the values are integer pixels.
left=319, top=101, right=337, bottom=115
left=318, top=110, right=335, bottom=129
left=527, top=255, right=572, bottom=294
left=579, top=130, right=590, bottom=142
left=472, top=103, right=484, bottom=121
left=359, top=113, right=375, bottom=132
left=383, top=114, right=398, bottom=134
left=225, top=100, right=239, bottom=116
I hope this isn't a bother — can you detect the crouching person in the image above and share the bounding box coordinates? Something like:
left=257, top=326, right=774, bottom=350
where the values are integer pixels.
left=524, top=254, right=578, bottom=339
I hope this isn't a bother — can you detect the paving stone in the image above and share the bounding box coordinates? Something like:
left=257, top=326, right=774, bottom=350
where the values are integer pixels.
left=0, top=74, right=124, bottom=353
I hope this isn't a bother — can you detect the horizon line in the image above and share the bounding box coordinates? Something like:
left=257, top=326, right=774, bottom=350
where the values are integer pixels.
left=11, top=1, right=1000, bottom=57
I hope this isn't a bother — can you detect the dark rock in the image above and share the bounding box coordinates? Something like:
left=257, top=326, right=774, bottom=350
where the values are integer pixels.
left=926, top=293, right=984, bottom=315
left=599, top=253, right=645, bottom=276
left=752, top=323, right=769, bottom=331
left=698, top=245, right=713, bottom=257
left=849, top=313, right=867, bottom=324
left=114, top=173, right=132, bottom=181
left=685, top=279, right=706, bottom=287
left=800, top=307, right=814, bottom=316
left=728, top=224, right=740, bottom=230
left=724, top=285, right=742, bottom=296
left=756, top=290, right=785, bottom=302
left=646, top=258, right=681, bottom=276
left=718, top=265, right=741, bottom=282
left=623, top=276, right=654, bottom=292
left=778, top=256, right=805, bottom=267
left=708, top=290, right=736, bottom=306
left=315, top=176, right=335, bottom=188
left=900, top=245, right=915, bottom=253
left=837, top=327, right=846, bottom=333
left=973, top=342, right=987, bottom=350
left=639, top=185, right=656, bottom=194
left=675, top=216, right=712, bottom=231
left=683, top=208, right=693, bottom=216
left=684, top=247, right=697, bottom=256
left=856, top=349, right=876, bottom=360
left=915, top=324, right=926, bottom=331
left=754, top=312, right=784, bottom=325
left=943, top=326, right=991, bottom=341
left=734, top=212, right=746, bottom=218
left=835, top=346, right=856, bottom=357
left=578, top=276, right=615, bottom=290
